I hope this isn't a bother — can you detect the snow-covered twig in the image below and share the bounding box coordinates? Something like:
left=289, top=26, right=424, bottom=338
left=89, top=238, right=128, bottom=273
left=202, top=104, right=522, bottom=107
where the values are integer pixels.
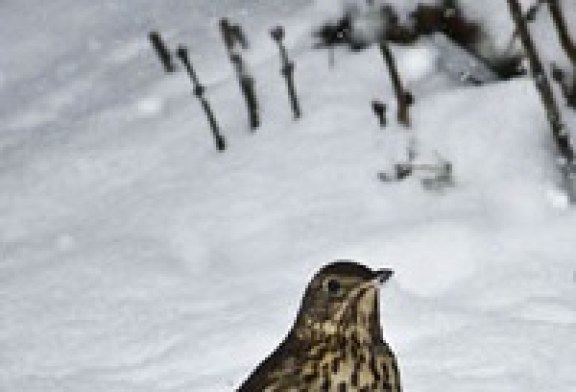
left=413, top=3, right=523, bottom=81
left=378, top=154, right=454, bottom=190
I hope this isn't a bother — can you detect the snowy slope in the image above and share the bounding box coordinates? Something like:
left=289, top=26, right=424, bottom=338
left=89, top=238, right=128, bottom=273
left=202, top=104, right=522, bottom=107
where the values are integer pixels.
left=1, top=0, right=576, bottom=391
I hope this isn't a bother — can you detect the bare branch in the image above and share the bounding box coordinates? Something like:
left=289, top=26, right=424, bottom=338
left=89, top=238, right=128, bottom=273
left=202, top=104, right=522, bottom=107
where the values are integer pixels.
left=505, top=0, right=546, bottom=50
left=547, top=0, right=576, bottom=66
left=507, top=0, right=574, bottom=163
left=552, top=63, right=576, bottom=108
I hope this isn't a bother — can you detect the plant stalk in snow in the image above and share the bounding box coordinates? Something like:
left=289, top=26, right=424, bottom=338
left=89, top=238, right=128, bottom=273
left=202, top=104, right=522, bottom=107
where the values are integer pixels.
left=378, top=40, right=412, bottom=127
left=547, top=0, right=576, bottom=110
left=507, top=0, right=576, bottom=200
left=271, top=26, right=302, bottom=120
left=176, top=46, right=226, bottom=152
left=371, top=100, right=387, bottom=128
left=220, top=18, right=260, bottom=130
left=547, top=0, right=576, bottom=67
left=551, top=64, right=576, bottom=108
left=148, top=31, right=176, bottom=73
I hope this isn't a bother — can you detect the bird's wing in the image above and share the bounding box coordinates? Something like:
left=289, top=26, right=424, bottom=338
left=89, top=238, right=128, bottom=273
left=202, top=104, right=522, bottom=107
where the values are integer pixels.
left=237, top=338, right=302, bottom=391
left=376, top=340, right=402, bottom=392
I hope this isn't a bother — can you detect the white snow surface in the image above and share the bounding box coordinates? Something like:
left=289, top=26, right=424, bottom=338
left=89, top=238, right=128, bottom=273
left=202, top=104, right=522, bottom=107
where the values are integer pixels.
left=1, top=0, right=576, bottom=391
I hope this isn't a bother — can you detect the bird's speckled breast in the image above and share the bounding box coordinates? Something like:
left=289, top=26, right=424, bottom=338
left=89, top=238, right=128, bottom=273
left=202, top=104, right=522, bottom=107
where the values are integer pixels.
left=263, top=338, right=398, bottom=392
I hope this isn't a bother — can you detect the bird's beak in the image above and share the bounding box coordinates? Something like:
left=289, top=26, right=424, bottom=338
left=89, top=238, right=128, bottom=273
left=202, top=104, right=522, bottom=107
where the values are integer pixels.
left=373, top=268, right=394, bottom=285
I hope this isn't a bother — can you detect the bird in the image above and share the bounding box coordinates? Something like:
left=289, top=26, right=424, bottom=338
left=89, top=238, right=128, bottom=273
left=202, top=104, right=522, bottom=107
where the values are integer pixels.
left=237, top=260, right=402, bottom=392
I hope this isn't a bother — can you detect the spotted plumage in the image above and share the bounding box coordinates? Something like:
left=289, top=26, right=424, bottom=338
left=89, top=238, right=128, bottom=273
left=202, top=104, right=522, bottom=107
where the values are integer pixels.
left=237, top=260, right=402, bottom=392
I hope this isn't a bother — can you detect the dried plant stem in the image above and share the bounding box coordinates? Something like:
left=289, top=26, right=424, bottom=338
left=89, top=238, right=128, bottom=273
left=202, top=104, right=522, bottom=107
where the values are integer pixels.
left=547, top=0, right=576, bottom=66
left=378, top=40, right=411, bottom=127
left=507, top=0, right=576, bottom=200
left=177, top=46, right=226, bottom=152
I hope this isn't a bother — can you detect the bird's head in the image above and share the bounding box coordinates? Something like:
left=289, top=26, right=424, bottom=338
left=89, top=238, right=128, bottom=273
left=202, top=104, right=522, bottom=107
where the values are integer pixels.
left=293, top=260, right=394, bottom=343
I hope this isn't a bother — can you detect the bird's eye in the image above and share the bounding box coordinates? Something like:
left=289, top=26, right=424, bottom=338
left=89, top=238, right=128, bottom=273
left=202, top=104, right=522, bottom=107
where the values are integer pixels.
left=325, top=278, right=342, bottom=297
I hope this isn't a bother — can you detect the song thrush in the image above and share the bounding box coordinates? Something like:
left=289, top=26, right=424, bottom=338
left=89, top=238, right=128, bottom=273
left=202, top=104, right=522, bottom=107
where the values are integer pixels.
left=237, top=260, right=402, bottom=391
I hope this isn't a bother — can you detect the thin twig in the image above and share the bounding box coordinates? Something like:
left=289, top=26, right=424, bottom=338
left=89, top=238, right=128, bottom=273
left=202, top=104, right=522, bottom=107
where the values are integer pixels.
left=371, top=100, right=387, bottom=127
left=507, top=0, right=572, bottom=159
left=220, top=18, right=260, bottom=130
left=547, top=0, right=576, bottom=66
left=507, top=0, right=576, bottom=201
left=378, top=40, right=412, bottom=127
left=271, top=26, right=302, bottom=119
left=503, top=0, right=546, bottom=55
left=552, top=63, right=576, bottom=108
left=148, top=31, right=176, bottom=73
left=547, top=0, right=576, bottom=110
left=177, top=46, right=226, bottom=152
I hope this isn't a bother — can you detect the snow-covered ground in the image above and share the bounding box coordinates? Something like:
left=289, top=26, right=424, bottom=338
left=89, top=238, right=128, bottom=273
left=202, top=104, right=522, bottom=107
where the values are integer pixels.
left=1, top=0, right=576, bottom=391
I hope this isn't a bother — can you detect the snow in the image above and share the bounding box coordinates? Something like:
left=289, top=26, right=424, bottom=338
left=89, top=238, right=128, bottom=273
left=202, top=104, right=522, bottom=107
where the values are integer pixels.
left=1, top=0, right=576, bottom=391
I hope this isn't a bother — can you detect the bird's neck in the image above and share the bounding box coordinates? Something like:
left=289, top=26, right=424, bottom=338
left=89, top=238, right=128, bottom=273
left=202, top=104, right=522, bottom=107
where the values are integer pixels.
left=294, top=296, right=383, bottom=348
